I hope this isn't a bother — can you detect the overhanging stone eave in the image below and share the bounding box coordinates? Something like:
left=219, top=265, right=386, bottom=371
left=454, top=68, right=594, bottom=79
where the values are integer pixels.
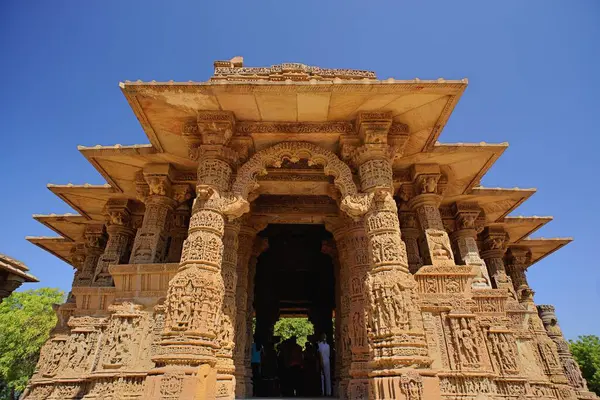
left=435, top=142, right=508, bottom=194
left=502, top=216, right=554, bottom=243
left=46, top=184, right=117, bottom=220
left=470, top=186, right=537, bottom=221
left=33, top=214, right=91, bottom=242
left=510, top=237, right=573, bottom=268
left=26, top=236, right=75, bottom=268
left=120, top=79, right=468, bottom=157
left=78, top=144, right=197, bottom=195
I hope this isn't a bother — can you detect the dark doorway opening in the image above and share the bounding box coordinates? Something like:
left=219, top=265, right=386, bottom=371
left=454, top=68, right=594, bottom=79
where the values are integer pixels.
left=251, top=224, right=336, bottom=398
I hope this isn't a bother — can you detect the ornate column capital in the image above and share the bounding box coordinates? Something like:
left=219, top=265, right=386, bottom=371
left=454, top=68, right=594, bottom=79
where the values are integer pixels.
left=340, top=111, right=409, bottom=168
left=480, top=225, right=509, bottom=259
left=452, top=201, right=481, bottom=233
left=103, top=198, right=136, bottom=234
left=83, top=225, right=107, bottom=254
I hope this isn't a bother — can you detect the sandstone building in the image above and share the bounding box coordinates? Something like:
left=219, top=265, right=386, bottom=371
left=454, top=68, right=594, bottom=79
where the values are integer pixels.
left=23, top=59, right=597, bottom=399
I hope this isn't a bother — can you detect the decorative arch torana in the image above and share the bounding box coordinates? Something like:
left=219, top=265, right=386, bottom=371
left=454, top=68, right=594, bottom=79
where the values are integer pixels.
left=229, top=141, right=371, bottom=219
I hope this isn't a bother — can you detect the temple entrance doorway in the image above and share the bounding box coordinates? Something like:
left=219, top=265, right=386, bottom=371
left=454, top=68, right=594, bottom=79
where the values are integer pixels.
left=252, top=224, right=337, bottom=398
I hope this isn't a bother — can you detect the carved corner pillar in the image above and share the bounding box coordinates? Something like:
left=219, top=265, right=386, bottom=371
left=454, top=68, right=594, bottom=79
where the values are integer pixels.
left=537, top=305, right=595, bottom=398
left=398, top=211, right=423, bottom=274
left=130, top=165, right=177, bottom=264
left=233, top=219, right=264, bottom=399
left=480, top=226, right=517, bottom=300
left=326, top=216, right=368, bottom=399
left=93, top=199, right=136, bottom=286
left=77, top=225, right=107, bottom=286
left=145, top=112, right=239, bottom=400
left=450, top=202, right=490, bottom=288
left=350, top=112, right=431, bottom=398
left=406, top=165, right=455, bottom=268
left=243, top=236, right=268, bottom=396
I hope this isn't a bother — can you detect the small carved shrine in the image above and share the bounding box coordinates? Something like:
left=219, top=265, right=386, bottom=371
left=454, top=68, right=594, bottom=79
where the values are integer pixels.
left=23, top=58, right=597, bottom=399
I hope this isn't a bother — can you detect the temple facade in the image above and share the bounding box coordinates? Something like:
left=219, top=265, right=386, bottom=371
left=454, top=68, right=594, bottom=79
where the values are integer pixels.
left=23, top=58, right=597, bottom=399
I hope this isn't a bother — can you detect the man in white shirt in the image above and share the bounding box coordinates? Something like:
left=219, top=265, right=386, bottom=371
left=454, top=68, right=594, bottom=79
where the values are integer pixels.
left=317, top=333, right=332, bottom=396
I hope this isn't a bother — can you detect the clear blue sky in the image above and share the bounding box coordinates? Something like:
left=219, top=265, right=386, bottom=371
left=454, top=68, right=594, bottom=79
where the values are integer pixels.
left=1, top=1, right=598, bottom=339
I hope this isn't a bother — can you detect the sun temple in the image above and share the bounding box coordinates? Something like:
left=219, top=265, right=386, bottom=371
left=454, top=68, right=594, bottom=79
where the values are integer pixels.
left=23, top=58, right=597, bottom=399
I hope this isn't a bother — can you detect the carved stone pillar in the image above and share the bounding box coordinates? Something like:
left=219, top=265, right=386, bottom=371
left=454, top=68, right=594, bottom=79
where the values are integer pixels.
left=146, top=112, right=238, bottom=399
left=398, top=211, right=423, bottom=274
left=327, top=217, right=367, bottom=399
left=538, top=305, right=594, bottom=397
left=76, top=226, right=107, bottom=286
left=130, top=164, right=177, bottom=264
left=92, top=199, right=136, bottom=286
left=504, top=247, right=533, bottom=302
left=350, top=112, right=430, bottom=399
left=233, top=220, right=262, bottom=399
left=244, top=237, right=268, bottom=396
left=166, top=203, right=191, bottom=263
left=406, top=166, right=455, bottom=268
left=450, top=202, right=490, bottom=288
left=480, top=226, right=516, bottom=299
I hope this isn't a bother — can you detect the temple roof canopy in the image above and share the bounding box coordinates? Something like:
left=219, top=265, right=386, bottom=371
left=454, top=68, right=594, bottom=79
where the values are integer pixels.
left=119, top=62, right=467, bottom=158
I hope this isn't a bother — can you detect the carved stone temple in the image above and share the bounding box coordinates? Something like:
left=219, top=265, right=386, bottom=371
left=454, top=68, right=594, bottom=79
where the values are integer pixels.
left=23, top=58, right=597, bottom=400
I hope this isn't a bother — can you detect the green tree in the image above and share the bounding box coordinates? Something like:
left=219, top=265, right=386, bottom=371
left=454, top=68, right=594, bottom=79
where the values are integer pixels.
left=273, top=318, right=314, bottom=348
left=569, top=335, right=600, bottom=395
left=0, top=288, right=64, bottom=400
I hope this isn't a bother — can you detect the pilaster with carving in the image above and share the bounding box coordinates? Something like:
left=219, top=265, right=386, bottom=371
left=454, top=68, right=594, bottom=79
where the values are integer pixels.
left=450, top=202, right=490, bottom=288
left=327, top=216, right=370, bottom=398
left=93, top=199, right=136, bottom=286
left=232, top=219, right=263, bottom=398
left=130, top=165, right=177, bottom=264
left=243, top=237, right=268, bottom=396
left=321, top=238, right=345, bottom=398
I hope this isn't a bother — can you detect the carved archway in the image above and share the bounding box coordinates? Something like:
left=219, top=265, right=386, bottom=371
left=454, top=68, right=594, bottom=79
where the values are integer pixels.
left=229, top=141, right=371, bottom=219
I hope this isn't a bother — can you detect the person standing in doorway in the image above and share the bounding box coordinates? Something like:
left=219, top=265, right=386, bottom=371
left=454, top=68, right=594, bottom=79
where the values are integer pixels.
left=317, top=333, right=332, bottom=396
